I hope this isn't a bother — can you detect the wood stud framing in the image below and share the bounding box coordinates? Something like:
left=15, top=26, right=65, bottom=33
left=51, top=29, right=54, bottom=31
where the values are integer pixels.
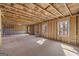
left=64, top=3, right=72, bottom=15
left=18, top=4, right=53, bottom=19
left=0, top=3, right=78, bottom=25
left=1, top=4, right=44, bottom=20
left=49, top=3, right=64, bottom=17
left=33, top=3, right=58, bottom=17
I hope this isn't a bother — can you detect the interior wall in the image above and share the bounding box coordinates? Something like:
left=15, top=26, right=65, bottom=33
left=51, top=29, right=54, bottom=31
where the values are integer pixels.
left=30, top=25, right=34, bottom=35
left=2, top=15, right=28, bottom=36
left=13, top=25, right=27, bottom=34
left=31, top=15, right=77, bottom=45
left=2, top=23, right=27, bottom=36
left=34, top=24, right=39, bottom=35
left=56, top=16, right=76, bottom=45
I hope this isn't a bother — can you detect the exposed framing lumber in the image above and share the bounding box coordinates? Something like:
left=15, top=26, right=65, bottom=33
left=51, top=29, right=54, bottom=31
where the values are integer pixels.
left=18, top=4, right=53, bottom=19
left=4, top=12, right=34, bottom=23
left=19, top=3, right=49, bottom=18
left=35, top=12, right=79, bottom=25
left=0, top=4, right=44, bottom=20
left=10, top=4, right=45, bottom=20
left=4, top=16, right=21, bottom=23
left=3, top=15, right=35, bottom=25
left=13, top=4, right=46, bottom=20
left=5, top=11, right=32, bottom=21
left=3, top=9, right=38, bottom=22
left=5, top=9, right=41, bottom=22
left=33, top=3, right=58, bottom=17
left=1, top=5, right=42, bottom=22
left=1, top=3, right=77, bottom=25
left=44, top=5, right=50, bottom=10
left=5, top=14, right=36, bottom=24
left=3, top=10, right=43, bottom=24
left=64, top=3, right=72, bottom=15
left=3, top=19, right=32, bottom=25
left=49, top=3, right=64, bottom=17
left=1, top=4, right=56, bottom=22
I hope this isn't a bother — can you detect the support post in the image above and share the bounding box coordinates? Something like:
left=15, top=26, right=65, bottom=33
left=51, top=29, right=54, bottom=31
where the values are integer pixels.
left=0, top=9, right=2, bottom=46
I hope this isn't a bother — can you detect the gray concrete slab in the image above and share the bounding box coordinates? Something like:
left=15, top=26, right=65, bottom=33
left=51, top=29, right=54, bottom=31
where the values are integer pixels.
left=1, top=34, right=79, bottom=56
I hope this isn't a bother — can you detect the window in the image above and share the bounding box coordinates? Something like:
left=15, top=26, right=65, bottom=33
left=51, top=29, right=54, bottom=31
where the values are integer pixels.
left=58, top=20, right=69, bottom=36
left=34, top=25, right=39, bottom=34
left=28, top=26, right=30, bottom=33
left=42, top=23, right=48, bottom=33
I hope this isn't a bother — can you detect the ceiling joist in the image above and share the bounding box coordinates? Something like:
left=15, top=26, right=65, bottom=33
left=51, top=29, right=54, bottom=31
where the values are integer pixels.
left=33, top=3, right=58, bottom=17
left=64, top=3, right=72, bottom=15
left=1, top=3, right=79, bottom=25
left=18, top=4, right=52, bottom=19
left=10, top=4, right=45, bottom=20
left=0, top=4, right=44, bottom=21
left=1, top=5, right=43, bottom=22
left=3, top=14, right=36, bottom=25
left=49, top=3, right=64, bottom=17
left=3, top=9, right=38, bottom=22
left=44, top=5, right=50, bottom=10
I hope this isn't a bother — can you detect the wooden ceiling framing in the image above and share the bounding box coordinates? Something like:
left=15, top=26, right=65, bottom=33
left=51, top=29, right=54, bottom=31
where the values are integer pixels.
left=64, top=3, right=72, bottom=15
left=0, top=3, right=79, bottom=25
left=33, top=3, right=57, bottom=17
left=49, top=3, right=64, bottom=17
left=18, top=4, right=53, bottom=19
left=1, top=4, right=43, bottom=21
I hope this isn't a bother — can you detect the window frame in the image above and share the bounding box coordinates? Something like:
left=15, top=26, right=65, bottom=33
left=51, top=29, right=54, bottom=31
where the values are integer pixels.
left=42, top=23, right=48, bottom=33
left=57, top=20, right=69, bottom=37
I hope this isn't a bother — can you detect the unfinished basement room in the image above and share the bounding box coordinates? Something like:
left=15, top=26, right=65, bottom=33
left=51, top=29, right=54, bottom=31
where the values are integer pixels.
left=0, top=3, right=79, bottom=56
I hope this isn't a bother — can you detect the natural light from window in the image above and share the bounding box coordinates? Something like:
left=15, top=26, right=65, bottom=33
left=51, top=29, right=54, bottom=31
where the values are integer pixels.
left=60, top=44, right=79, bottom=56
left=36, top=38, right=47, bottom=45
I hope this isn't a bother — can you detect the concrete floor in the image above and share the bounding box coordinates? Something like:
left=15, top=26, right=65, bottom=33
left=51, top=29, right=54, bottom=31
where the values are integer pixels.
left=0, top=34, right=79, bottom=56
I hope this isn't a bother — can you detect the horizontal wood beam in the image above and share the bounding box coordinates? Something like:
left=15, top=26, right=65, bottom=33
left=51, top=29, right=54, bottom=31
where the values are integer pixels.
left=64, top=3, right=72, bottom=15
left=4, top=13, right=34, bottom=23
left=33, top=3, right=58, bottom=17
left=3, top=9, right=38, bottom=22
left=3, top=15, right=34, bottom=25
left=3, top=11, right=42, bottom=25
left=34, top=12, right=78, bottom=25
left=44, top=5, right=50, bottom=10
left=1, top=5, right=42, bottom=23
left=49, top=3, right=64, bottom=17
left=9, top=4, right=45, bottom=20
left=0, top=4, right=44, bottom=21
left=4, top=11, right=33, bottom=22
left=19, top=3, right=48, bottom=18
left=18, top=4, right=53, bottom=19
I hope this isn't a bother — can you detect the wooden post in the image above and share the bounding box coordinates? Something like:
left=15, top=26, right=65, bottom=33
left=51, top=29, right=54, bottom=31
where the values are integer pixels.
left=0, top=9, right=2, bottom=46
